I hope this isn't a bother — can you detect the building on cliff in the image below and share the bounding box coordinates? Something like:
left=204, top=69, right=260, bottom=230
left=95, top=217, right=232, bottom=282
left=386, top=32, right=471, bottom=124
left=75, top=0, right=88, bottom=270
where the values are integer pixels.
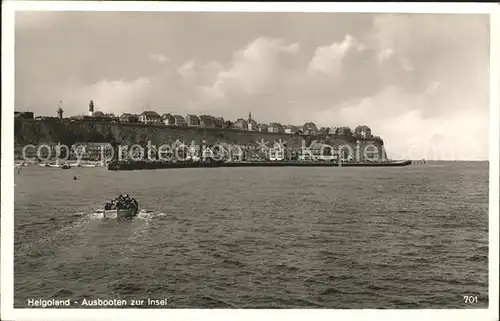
left=139, top=111, right=162, bottom=124
left=214, top=117, right=225, bottom=128
left=336, top=126, right=353, bottom=136
left=233, top=118, right=249, bottom=130
left=284, top=125, right=298, bottom=134
left=318, top=127, right=330, bottom=135
left=14, top=111, right=34, bottom=120
left=120, top=113, right=139, bottom=123
left=199, top=115, right=216, bottom=128
left=268, top=122, right=284, bottom=133
left=303, top=122, right=319, bottom=135
left=173, top=115, right=187, bottom=127
left=257, top=123, right=268, bottom=132
left=354, top=125, right=373, bottom=139
left=186, top=114, right=201, bottom=127
left=162, top=113, right=175, bottom=125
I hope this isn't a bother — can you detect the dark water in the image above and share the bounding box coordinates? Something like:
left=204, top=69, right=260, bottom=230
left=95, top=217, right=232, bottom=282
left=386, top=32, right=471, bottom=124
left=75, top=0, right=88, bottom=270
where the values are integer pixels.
left=14, top=162, right=489, bottom=308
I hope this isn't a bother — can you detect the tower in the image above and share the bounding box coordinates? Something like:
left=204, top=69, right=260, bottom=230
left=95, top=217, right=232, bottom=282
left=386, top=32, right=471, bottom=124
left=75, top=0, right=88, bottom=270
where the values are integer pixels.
left=248, top=111, right=253, bottom=131
left=89, top=100, right=94, bottom=117
left=56, top=100, right=63, bottom=119
left=57, top=107, right=63, bottom=119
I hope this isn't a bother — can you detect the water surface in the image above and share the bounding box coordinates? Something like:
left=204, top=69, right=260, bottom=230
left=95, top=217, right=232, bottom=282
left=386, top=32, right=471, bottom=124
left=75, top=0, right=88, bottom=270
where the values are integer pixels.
left=14, top=162, right=489, bottom=308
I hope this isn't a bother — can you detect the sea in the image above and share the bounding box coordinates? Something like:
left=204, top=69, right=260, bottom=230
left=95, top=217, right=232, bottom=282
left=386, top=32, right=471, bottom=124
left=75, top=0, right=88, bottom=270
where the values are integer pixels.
left=13, top=162, right=489, bottom=308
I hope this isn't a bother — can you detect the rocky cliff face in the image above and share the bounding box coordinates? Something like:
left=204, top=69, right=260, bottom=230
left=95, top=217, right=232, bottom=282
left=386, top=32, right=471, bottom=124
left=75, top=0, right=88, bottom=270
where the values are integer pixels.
left=14, top=119, right=385, bottom=159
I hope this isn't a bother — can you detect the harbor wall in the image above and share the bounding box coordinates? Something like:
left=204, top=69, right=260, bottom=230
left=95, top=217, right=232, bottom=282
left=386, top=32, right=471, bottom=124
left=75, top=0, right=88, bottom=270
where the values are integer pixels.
left=14, top=119, right=386, bottom=160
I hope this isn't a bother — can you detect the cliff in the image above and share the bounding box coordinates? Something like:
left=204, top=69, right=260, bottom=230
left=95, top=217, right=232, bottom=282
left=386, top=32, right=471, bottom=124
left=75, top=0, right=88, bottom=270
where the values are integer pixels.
left=14, top=119, right=385, bottom=158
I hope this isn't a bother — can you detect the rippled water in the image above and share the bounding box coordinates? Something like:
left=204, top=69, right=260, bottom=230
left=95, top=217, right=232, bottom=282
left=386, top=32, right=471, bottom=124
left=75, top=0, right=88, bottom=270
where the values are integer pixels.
left=14, top=162, right=489, bottom=308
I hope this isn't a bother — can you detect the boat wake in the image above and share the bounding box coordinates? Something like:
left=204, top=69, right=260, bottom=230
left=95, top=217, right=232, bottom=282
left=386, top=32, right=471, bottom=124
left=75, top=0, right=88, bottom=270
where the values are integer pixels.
left=92, top=208, right=161, bottom=220
left=18, top=209, right=171, bottom=260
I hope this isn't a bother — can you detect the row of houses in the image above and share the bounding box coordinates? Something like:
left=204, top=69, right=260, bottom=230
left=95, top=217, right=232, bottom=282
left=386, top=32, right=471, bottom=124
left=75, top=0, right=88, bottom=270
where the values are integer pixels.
left=17, top=100, right=375, bottom=139
left=14, top=111, right=35, bottom=119
left=120, top=111, right=374, bottom=138
left=131, top=112, right=228, bottom=128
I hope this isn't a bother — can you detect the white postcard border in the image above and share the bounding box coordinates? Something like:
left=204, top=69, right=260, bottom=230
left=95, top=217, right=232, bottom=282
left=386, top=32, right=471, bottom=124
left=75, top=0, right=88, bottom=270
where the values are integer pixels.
left=1, top=2, right=499, bottom=321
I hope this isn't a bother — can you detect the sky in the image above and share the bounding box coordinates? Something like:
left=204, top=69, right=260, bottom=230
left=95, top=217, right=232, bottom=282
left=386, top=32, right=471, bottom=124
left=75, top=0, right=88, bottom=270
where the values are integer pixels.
left=14, top=11, right=491, bottom=160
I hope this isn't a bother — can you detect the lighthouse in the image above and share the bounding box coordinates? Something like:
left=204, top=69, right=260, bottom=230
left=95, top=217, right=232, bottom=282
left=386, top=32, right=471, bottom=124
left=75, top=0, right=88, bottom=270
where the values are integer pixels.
left=89, top=100, right=94, bottom=117
left=247, top=111, right=254, bottom=131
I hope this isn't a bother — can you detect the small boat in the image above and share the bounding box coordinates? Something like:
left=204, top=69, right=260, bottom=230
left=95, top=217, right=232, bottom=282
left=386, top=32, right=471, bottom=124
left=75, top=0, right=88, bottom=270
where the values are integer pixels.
left=103, top=195, right=139, bottom=219
left=61, top=164, right=71, bottom=169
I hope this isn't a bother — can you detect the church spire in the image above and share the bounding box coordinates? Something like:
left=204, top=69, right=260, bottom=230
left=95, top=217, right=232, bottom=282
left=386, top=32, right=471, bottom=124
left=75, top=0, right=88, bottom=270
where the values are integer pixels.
left=248, top=111, right=252, bottom=121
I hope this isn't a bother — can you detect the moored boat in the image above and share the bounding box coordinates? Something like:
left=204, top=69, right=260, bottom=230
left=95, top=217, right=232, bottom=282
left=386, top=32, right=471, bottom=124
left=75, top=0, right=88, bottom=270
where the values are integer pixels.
left=81, top=164, right=98, bottom=168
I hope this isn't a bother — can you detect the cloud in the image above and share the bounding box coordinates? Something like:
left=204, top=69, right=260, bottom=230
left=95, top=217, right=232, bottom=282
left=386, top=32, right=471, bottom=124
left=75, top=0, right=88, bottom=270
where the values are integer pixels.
left=307, top=35, right=364, bottom=76
left=200, top=37, right=301, bottom=100
left=149, top=54, right=170, bottom=64
left=328, top=85, right=489, bottom=160
left=177, top=61, right=196, bottom=79
left=59, top=78, right=152, bottom=115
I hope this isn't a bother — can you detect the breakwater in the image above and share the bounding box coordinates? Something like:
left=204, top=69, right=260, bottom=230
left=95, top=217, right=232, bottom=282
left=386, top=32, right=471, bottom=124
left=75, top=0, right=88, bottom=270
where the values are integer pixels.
left=108, top=160, right=412, bottom=171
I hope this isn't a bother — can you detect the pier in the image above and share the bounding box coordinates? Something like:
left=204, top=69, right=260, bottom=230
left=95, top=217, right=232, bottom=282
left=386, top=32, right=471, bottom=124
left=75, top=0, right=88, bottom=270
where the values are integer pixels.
left=108, top=160, right=412, bottom=171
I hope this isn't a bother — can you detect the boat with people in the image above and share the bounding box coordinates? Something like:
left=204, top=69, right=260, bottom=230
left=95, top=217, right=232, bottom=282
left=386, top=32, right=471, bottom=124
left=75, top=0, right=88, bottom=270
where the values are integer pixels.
left=103, top=194, right=139, bottom=219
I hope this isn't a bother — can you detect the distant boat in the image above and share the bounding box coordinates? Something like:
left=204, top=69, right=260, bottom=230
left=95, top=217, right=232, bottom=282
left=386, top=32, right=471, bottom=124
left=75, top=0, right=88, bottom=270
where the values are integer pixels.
left=81, top=164, right=98, bottom=168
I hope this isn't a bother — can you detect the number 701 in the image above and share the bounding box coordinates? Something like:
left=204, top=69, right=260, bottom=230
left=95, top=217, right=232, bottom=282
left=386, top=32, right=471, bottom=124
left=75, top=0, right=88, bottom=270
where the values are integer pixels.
left=463, top=296, right=478, bottom=304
